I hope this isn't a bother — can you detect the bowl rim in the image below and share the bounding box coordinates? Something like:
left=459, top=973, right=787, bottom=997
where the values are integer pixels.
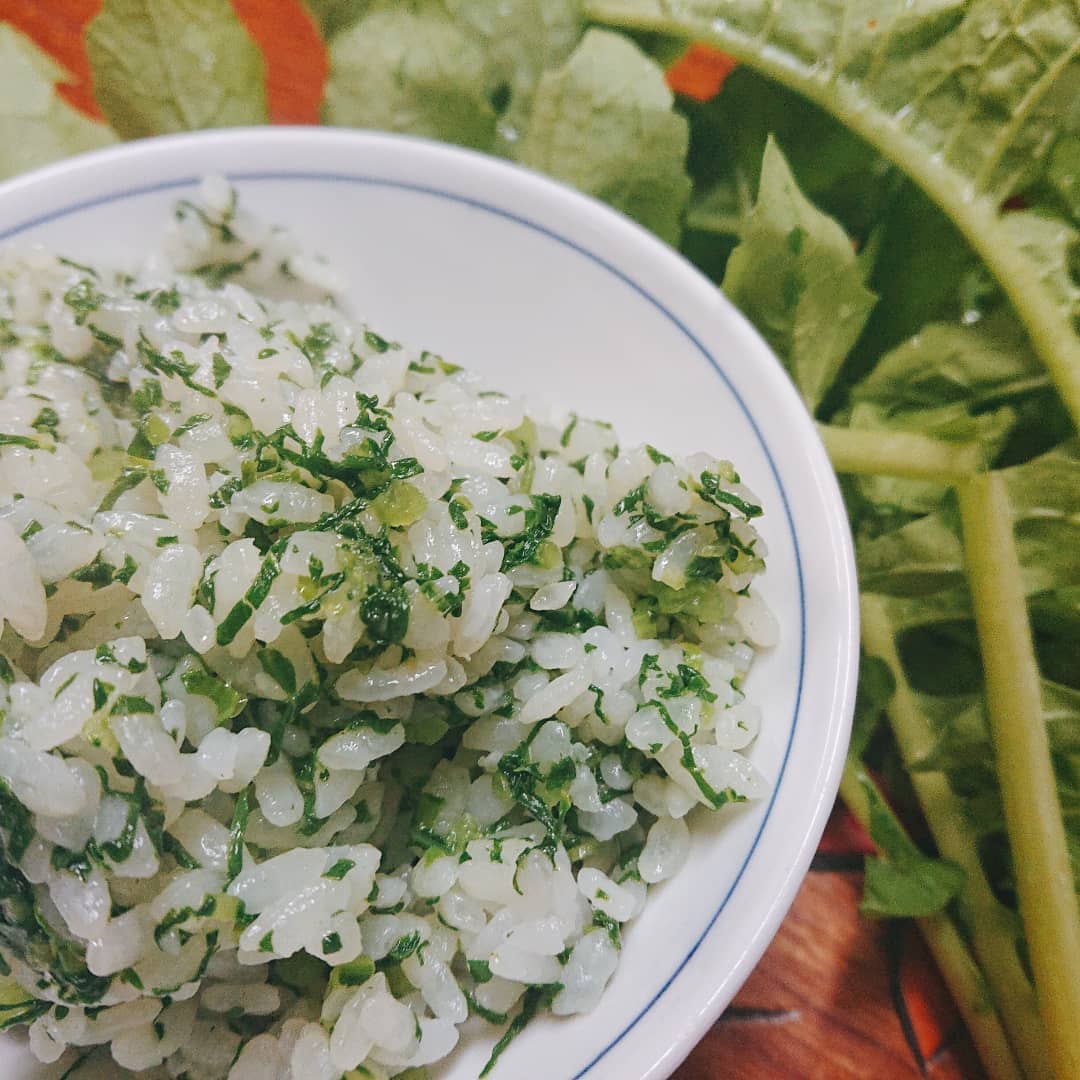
left=0, top=127, right=859, bottom=1079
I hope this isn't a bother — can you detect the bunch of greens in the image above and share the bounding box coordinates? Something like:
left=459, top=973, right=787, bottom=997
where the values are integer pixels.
left=1, top=1, right=1077, bottom=1076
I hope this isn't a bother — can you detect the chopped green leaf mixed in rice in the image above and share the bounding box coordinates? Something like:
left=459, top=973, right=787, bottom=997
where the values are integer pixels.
left=0, top=180, right=772, bottom=1077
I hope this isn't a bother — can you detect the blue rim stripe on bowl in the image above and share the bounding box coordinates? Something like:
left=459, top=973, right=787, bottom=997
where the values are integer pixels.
left=0, top=171, right=807, bottom=1077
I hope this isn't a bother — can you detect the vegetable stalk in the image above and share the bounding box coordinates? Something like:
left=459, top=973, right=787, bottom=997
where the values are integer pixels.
left=818, top=424, right=981, bottom=483
left=861, top=595, right=1052, bottom=1079
left=956, top=474, right=1080, bottom=1080
left=839, top=764, right=1023, bottom=1080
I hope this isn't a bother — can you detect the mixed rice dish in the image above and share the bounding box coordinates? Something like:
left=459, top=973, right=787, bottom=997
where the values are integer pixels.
left=0, top=179, right=775, bottom=1078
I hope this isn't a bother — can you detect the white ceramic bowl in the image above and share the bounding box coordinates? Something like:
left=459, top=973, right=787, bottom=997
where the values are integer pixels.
left=0, top=129, right=857, bottom=1080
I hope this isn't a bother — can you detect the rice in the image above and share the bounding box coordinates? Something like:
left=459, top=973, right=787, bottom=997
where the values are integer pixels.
left=0, top=178, right=773, bottom=1078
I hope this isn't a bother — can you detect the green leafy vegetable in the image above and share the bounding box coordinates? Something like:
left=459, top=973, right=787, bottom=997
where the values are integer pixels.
left=0, top=24, right=116, bottom=181
left=858, top=776, right=965, bottom=918
left=589, top=0, right=1080, bottom=424
left=257, top=648, right=297, bottom=697
left=861, top=594, right=1057, bottom=1078
left=851, top=316, right=1048, bottom=429
left=324, top=8, right=497, bottom=149
left=226, top=788, right=250, bottom=881
left=85, top=0, right=268, bottom=138
left=848, top=654, right=894, bottom=762
left=180, top=666, right=247, bottom=723
left=517, top=29, right=691, bottom=244
left=303, top=0, right=372, bottom=40
left=721, top=137, right=877, bottom=410
left=499, top=494, right=561, bottom=570
left=684, top=67, right=895, bottom=246
left=215, top=539, right=286, bottom=646
left=857, top=441, right=1080, bottom=599
left=845, top=183, right=987, bottom=378
left=480, top=981, right=563, bottom=1077
left=360, top=584, right=410, bottom=647
left=443, top=0, right=583, bottom=151
left=385, top=930, right=422, bottom=963
left=323, top=858, right=355, bottom=880
left=838, top=762, right=1025, bottom=1078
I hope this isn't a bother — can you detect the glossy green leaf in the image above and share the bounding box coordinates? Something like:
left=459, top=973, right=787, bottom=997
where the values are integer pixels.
left=588, top=0, right=1080, bottom=425
left=516, top=28, right=691, bottom=244
left=853, top=316, right=1046, bottom=416
left=441, top=0, right=584, bottom=149
left=324, top=8, right=496, bottom=150
left=721, top=137, right=877, bottom=411
left=858, top=440, right=1080, bottom=596
left=683, top=68, right=897, bottom=245
left=859, top=776, right=966, bottom=919
left=85, top=0, right=267, bottom=138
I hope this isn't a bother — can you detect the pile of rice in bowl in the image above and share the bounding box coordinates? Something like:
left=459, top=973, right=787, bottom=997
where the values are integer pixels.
left=0, top=180, right=776, bottom=1078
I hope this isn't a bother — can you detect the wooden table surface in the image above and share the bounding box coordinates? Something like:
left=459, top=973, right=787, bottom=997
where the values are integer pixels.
left=677, top=807, right=983, bottom=1079
left=0, top=3, right=984, bottom=1076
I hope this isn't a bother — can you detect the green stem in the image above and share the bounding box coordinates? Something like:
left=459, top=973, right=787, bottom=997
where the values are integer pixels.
left=818, top=424, right=981, bottom=482
left=839, top=764, right=1023, bottom=1080
left=586, top=0, right=1080, bottom=428
left=956, top=474, right=1080, bottom=1080
left=861, top=594, right=1052, bottom=1080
